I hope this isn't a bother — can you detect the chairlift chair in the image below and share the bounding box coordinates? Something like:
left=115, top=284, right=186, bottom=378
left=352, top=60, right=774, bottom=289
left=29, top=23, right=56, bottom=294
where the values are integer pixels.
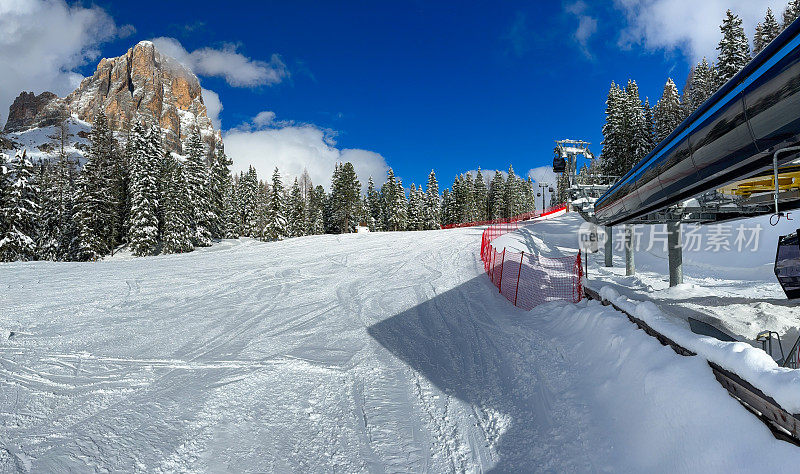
left=775, top=230, right=800, bottom=299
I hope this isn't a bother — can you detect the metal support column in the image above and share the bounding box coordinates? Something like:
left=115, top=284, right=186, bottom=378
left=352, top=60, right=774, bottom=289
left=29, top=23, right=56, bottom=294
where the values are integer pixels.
left=604, top=226, right=613, bottom=267
left=625, top=224, right=635, bottom=276
left=667, top=220, right=683, bottom=287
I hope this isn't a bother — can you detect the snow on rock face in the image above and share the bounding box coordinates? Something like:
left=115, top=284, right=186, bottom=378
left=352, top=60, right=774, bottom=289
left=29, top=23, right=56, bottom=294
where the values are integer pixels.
left=3, top=41, right=220, bottom=154
left=4, top=116, right=91, bottom=165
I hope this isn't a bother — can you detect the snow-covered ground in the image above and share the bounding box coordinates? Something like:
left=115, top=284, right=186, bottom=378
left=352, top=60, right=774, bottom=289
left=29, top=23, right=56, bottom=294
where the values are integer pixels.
left=495, top=212, right=800, bottom=355
left=2, top=221, right=800, bottom=471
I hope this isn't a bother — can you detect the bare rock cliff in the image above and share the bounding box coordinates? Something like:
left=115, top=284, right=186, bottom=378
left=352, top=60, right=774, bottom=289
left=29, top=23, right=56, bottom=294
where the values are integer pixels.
left=4, top=41, right=220, bottom=153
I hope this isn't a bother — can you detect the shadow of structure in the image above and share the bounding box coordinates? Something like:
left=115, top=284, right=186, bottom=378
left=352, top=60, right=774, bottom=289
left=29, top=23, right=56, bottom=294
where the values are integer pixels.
left=367, top=274, right=596, bottom=472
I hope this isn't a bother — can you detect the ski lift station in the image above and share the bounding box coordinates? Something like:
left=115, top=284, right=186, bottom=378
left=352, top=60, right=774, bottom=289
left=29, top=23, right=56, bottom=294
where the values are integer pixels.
left=561, top=18, right=800, bottom=301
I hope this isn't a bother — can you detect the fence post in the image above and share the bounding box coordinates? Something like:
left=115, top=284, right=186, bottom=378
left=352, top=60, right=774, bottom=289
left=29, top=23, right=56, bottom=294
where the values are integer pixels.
left=514, top=251, right=524, bottom=306
left=490, top=247, right=496, bottom=282
left=498, top=248, right=506, bottom=292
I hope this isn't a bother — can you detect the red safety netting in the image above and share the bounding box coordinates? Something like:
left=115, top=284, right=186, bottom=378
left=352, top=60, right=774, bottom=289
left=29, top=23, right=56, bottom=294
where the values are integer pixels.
left=480, top=205, right=582, bottom=310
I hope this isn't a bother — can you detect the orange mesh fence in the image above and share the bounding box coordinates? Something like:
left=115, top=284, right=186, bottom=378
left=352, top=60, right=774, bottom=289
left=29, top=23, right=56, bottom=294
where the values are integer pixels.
left=480, top=205, right=582, bottom=309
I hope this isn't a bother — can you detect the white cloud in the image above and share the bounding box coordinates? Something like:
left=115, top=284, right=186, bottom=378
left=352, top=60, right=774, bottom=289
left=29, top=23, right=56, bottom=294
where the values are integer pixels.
left=0, top=0, right=131, bottom=128
left=151, top=37, right=288, bottom=87
left=615, top=0, right=787, bottom=62
left=224, top=112, right=389, bottom=190
left=201, top=88, right=222, bottom=129
left=565, top=1, right=598, bottom=56
left=252, top=111, right=276, bottom=128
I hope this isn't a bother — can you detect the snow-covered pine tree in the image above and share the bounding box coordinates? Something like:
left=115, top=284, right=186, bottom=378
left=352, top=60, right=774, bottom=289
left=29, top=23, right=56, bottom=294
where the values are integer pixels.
left=389, top=176, right=407, bottom=231
left=450, top=174, right=463, bottom=222
left=785, top=0, right=800, bottom=28
left=162, top=158, right=194, bottom=254
left=600, top=81, right=626, bottom=177
left=255, top=180, right=270, bottom=239
left=524, top=176, right=536, bottom=213
left=754, top=22, right=765, bottom=55
left=223, top=179, right=239, bottom=239
left=624, top=80, right=647, bottom=171
left=237, top=167, right=260, bottom=237
left=365, top=177, right=382, bottom=231
left=760, top=8, right=781, bottom=53
left=654, top=78, right=682, bottom=142
left=440, top=188, right=454, bottom=226
left=381, top=168, right=399, bottom=231
left=184, top=128, right=212, bottom=246
left=473, top=168, right=488, bottom=221
left=209, top=147, right=233, bottom=239
left=0, top=152, right=11, bottom=256
left=463, top=172, right=477, bottom=222
left=0, top=151, right=40, bottom=261
left=423, top=170, right=441, bottom=229
left=75, top=112, right=117, bottom=260
left=643, top=98, right=656, bottom=154
left=308, top=185, right=326, bottom=234
left=689, top=58, right=717, bottom=113
left=503, top=165, right=522, bottom=218
left=288, top=177, right=307, bottom=237
left=406, top=184, right=424, bottom=230
left=151, top=130, right=169, bottom=241
left=128, top=120, right=160, bottom=256
left=488, top=170, right=505, bottom=219
left=717, top=10, right=751, bottom=85
left=330, top=162, right=361, bottom=233
left=265, top=167, right=287, bottom=240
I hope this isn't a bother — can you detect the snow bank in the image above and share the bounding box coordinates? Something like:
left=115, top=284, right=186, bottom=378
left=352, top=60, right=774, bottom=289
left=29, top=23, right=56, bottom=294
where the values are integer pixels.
left=598, top=286, right=800, bottom=413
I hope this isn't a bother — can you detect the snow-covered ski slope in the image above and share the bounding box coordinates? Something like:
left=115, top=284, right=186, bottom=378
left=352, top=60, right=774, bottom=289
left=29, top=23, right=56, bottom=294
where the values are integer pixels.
left=2, top=223, right=800, bottom=471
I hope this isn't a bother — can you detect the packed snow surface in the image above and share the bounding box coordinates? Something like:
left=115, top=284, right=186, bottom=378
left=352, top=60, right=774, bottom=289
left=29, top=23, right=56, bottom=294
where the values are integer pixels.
left=2, top=222, right=800, bottom=471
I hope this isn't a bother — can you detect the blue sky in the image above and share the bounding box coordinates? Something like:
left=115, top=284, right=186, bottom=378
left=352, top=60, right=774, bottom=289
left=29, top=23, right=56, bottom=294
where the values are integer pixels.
left=1, top=0, right=789, bottom=190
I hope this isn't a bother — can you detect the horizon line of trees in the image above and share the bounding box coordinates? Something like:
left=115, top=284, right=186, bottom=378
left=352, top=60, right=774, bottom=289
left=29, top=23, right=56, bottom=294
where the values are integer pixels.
left=0, top=117, right=541, bottom=262
left=599, top=1, right=800, bottom=178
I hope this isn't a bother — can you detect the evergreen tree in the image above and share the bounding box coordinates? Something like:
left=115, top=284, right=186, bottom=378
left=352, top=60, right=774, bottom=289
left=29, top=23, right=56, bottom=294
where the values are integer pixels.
left=624, top=80, right=648, bottom=169
left=308, top=185, right=326, bottom=235
left=265, top=167, right=287, bottom=240
left=237, top=167, right=260, bottom=237
left=128, top=120, right=160, bottom=256
left=75, top=112, right=117, bottom=260
left=255, top=180, right=270, bottom=239
left=654, top=78, right=682, bottom=142
left=785, top=0, right=800, bottom=28
left=330, top=162, right=361, bottom=233
left=716, top=9, right=751, bottom=85
left=754, top=22, right=765, bottom=56
left=184, top=128, right=212, bottom=246
left=209, top=147, right=233, bottom=238
left=441, top=188, right=455, bottom=226
left=600, top=82, right=626, bottom=177
left=365, top=176, right=382, bottom=231
left=643, top=97, right=656, bottom=154
left=162, top=160, right=194, bottom=253
left=288, top=177, right=308, bottom=237
left=759, top=8, right=781, bottom=53
left=381, top=169, right=407, bottom=231
left=0, top=152, right=12, bottom=258
left=0, top=151, right=40, bottom=261
left=423, top=170, right=441, bottom=229
left=488, top=170, right=505, bottom=219
left=473, top=168, right=488, bottom=221
left=223, top=179, right=239, bottom=239
left=503, top=166, right=521, bottom=218
left=406, top=184, right=424, bottom=230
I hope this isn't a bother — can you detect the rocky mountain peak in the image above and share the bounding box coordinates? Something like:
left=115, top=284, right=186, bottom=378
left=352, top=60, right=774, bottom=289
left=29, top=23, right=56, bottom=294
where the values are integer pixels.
left=4, top=40, right=220, bottom=154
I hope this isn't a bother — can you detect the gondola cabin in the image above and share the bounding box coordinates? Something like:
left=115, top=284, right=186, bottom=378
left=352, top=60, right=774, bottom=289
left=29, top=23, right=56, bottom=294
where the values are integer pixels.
left=776, top=231, right=800, bottom=299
